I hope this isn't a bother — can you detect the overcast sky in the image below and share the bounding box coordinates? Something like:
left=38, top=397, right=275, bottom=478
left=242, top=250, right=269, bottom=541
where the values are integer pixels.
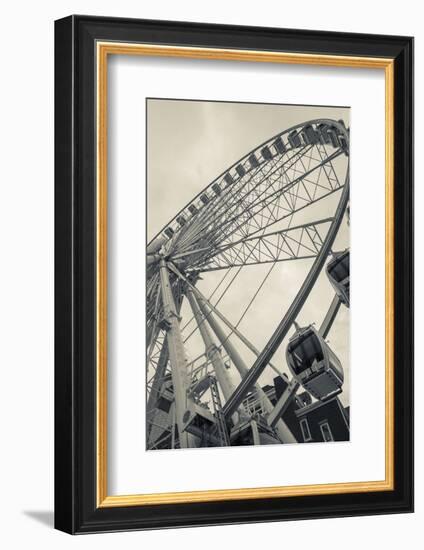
left=147, top=99, right=350, bottom=406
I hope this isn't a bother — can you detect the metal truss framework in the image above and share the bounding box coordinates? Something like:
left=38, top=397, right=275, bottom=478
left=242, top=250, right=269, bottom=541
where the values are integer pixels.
left=146, top=119, right=350, bottom=449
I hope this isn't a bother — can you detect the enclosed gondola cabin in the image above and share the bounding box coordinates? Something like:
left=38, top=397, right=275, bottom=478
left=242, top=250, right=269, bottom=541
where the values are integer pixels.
left=188, top=204, right=198, bottom=216
left=326, top=250, right=350, bottom=306
left=272, top=136, right=286, bottom=155
left=286, top=325, right=344, bottom=401
left=223, top=173, right=234, bottom=187
left=164, top=227, right=175, bottom=239
left=248, top=153, right=260, bottom=169
left=301, top=124, right=320, bottom=145
left=212, top=182, right=222, bottom=195
left=288, top=130, right=302, bottom=148
left=235, top=163, right=246, bottom=177
left=176, top=215, right=186, bottom=227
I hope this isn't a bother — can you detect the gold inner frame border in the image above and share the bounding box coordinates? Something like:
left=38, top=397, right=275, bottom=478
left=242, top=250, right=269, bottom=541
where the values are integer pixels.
left=96, top=42, right=394, bottom=508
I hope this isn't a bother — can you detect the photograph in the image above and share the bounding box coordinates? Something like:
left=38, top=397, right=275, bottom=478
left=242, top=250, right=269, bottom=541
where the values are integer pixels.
left=146, top=99, right=350, bottom=450
left=0, top=0, right=418, bottom=545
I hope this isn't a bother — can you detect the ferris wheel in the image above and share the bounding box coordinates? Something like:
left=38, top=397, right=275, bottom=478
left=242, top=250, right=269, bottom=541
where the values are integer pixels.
left=146, top=118, right=350, bottom=450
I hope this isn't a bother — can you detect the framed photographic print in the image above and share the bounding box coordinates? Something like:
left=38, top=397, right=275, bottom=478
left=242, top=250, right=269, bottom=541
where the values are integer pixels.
left=54, top=15, right=414, bottom=533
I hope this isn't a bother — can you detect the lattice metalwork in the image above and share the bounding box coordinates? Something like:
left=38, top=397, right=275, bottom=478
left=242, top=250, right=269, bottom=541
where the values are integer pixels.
left=146, top=119, right=350, bottom=449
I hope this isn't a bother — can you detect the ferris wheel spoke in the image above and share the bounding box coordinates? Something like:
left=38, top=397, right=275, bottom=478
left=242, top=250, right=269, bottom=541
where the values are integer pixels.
left=174, top=145, right=312, bottom=254
left=193, top=148, right=344, bottom=252
left=176, top=239, right=264, bottom=344
left=188, top=144, right=309, bottom=236
left=317, top=147, right=342, bottom=191
left=224, top=155, right=343, bottom=242
left=193, top=218, right=333, bottom=271
left=198, top=147, right=312, bottom=243
left=186, top=182, right=341, bottom=271
left=179, top=226, right=273, bottom=346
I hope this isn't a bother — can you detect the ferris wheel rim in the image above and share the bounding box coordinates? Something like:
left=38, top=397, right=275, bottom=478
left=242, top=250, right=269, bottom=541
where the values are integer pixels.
left=147, top=117, right=348, bottom=249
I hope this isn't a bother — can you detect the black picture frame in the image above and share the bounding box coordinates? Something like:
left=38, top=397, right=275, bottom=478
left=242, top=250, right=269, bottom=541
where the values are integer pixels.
left=55, top=15, right=414, bottom=534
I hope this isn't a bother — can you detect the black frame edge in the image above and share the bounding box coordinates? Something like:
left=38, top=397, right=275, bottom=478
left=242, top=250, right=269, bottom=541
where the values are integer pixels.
left=54, top=15, right=77, bottom=535
left=393, top=35, right=414, bottom=514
